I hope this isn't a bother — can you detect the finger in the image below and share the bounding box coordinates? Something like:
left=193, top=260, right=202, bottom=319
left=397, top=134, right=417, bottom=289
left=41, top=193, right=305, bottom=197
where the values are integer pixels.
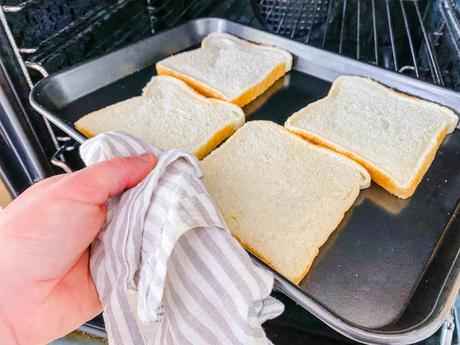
left=53, top=153, right=157, bottom=205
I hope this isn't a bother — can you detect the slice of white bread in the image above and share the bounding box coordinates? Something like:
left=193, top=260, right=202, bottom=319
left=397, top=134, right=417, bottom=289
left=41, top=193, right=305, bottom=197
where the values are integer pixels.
left=75, top=75, right=245, bottom=159
left=285, top=76, right=459, bottom=199
left=156, top=32, right=292, bottom=107
left=201, top=121, right=370, bottom=284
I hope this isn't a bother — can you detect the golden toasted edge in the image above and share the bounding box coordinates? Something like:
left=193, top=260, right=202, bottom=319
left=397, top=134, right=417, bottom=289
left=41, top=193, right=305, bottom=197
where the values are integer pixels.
left=285, top=76, right=455, bottom=199
left=75, top=75, right=245, bottom=159
left=203, top=121, right=366, bottom=284
left=157, top=62, right=288, bottom=108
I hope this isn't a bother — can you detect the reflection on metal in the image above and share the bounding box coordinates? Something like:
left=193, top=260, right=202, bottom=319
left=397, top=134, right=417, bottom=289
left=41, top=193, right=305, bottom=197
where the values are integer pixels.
left=18, top=47, right=38, bottom=54
left=440, top=310, right=455, bottom=345
left=78, top=324, right=107, bottom=340
left=1, top=0, right=38, bottom=13
left=25, top=61, right=49, bottom=77
left=50, top=330, right=106, bottom=345
left=50, top=137, right=75, bottom=173
left=385, top=0, right=398, bottom=71
left=23, top=61, right=65, bottom=169
left=0, top=7, right=61, bottom=176
left=399, top=65, right=416, bottom=73
left=414, top=0, right=443, bottom=85
left=400, top=0, right=420, bottom=78
left=0, top=6, right=47, bottom=181
left=338, top=0, right=347, bottom=54
left=441, top=0, right=460, bottom=57
left=0, top=87, right=38, bottom=184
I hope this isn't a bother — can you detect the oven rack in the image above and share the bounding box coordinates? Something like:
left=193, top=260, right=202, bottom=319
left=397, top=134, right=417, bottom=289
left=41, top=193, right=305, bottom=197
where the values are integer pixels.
left=254, top=0, right=460, bottom=89
left=1, top=1, right=459, bottom=178
left=1, top=0, right=459, bottom=90
left=0, top=0, right=156, bottom=173
left=1, top=0, right=155, bottom=71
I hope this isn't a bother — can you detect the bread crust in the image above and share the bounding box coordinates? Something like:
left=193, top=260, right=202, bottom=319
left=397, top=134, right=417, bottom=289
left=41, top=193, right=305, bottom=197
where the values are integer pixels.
left=210, top=122, right=363, bottom=284
left=202, top=33, right=293, bottom=71
left=75, top=118, right=239, bottom=160
left=74, top=75, right=245, bottom=159
left=193, top=123, right=237, bottom=160
left=231, top=232, right=313, bottom=285
left=156, top=62, right=287, bottom=107
left=286, top=126, right=449, bottom=199
left=285, top=76, right=456, bottom=199
left=231, top=63, right=287, bottom=107
left=156, top=64, right=228, bottom=100
left=74, top=124, right=95, bottom=138
left=231, top=207, right=351, bottom=285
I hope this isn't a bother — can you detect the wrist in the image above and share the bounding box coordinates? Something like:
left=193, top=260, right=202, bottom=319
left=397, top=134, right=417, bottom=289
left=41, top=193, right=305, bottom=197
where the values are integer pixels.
left=0, top=313, right=18, bottom=345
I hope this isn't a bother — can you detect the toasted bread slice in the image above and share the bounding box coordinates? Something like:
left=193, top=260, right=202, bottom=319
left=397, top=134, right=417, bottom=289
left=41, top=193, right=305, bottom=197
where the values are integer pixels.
left=201, top=121, right=370, bottom=283
left=75, top=75, right=245, bottom=159
left=285, top=76, right=459, bottom=199
left=156, top=33, right=292, bottom=107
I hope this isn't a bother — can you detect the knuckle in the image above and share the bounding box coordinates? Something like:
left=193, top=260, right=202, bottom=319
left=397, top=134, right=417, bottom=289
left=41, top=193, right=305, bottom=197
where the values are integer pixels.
left=108, top=156, right=133, bottom=172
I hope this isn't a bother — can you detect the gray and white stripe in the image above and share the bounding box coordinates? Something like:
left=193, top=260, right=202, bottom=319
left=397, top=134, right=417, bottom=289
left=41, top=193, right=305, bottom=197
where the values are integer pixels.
left=80, top=131, right=284, bottom=345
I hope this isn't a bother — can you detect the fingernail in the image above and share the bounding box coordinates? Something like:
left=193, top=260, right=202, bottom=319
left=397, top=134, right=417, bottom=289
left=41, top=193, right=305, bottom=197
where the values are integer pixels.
left=139, top=152, right=155, bottom=163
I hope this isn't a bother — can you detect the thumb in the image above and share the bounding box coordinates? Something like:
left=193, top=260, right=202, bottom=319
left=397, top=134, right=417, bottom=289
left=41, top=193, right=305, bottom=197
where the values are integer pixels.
left=54, top=153, right=157, bottom=205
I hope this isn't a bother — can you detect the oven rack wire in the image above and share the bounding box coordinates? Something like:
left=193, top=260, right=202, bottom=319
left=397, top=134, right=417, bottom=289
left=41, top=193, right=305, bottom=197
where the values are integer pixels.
left=253, top=0, right=460, bottom=88
left=1, top=0, right=459, bottom=90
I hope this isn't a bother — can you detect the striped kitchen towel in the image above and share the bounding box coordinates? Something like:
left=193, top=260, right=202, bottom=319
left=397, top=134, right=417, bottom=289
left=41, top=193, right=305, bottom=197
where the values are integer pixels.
left=80, top=131, right=284, bottom=345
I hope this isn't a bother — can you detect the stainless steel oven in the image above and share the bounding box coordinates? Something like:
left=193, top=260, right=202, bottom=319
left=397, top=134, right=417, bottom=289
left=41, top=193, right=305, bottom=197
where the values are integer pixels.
left=1, top=1, right=460, bottom=344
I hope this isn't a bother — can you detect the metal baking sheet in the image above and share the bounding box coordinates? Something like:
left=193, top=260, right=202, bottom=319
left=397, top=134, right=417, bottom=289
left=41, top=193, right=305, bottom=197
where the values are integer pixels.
left=30, top=18, right=460, bottom=344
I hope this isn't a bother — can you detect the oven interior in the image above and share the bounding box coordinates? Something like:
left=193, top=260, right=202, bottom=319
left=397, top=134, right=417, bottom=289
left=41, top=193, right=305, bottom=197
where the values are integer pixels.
left=3, top=0, right=460, bottom=172
left=3, top=0, right=459, bottom=86
left=1, top=0, right=460, bottom=344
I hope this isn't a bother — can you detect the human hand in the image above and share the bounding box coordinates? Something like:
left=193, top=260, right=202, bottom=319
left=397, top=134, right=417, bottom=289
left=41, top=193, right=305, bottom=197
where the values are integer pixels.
left=0, top=153, right=156, bottom=345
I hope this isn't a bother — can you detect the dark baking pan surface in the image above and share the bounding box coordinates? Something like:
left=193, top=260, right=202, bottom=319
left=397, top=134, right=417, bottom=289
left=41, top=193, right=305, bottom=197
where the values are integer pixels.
left=30, top=19, right=460, bottom=344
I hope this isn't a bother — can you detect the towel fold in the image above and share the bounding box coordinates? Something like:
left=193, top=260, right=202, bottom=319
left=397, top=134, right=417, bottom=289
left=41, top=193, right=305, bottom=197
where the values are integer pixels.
left=80, top=131, right=283, bottom=345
